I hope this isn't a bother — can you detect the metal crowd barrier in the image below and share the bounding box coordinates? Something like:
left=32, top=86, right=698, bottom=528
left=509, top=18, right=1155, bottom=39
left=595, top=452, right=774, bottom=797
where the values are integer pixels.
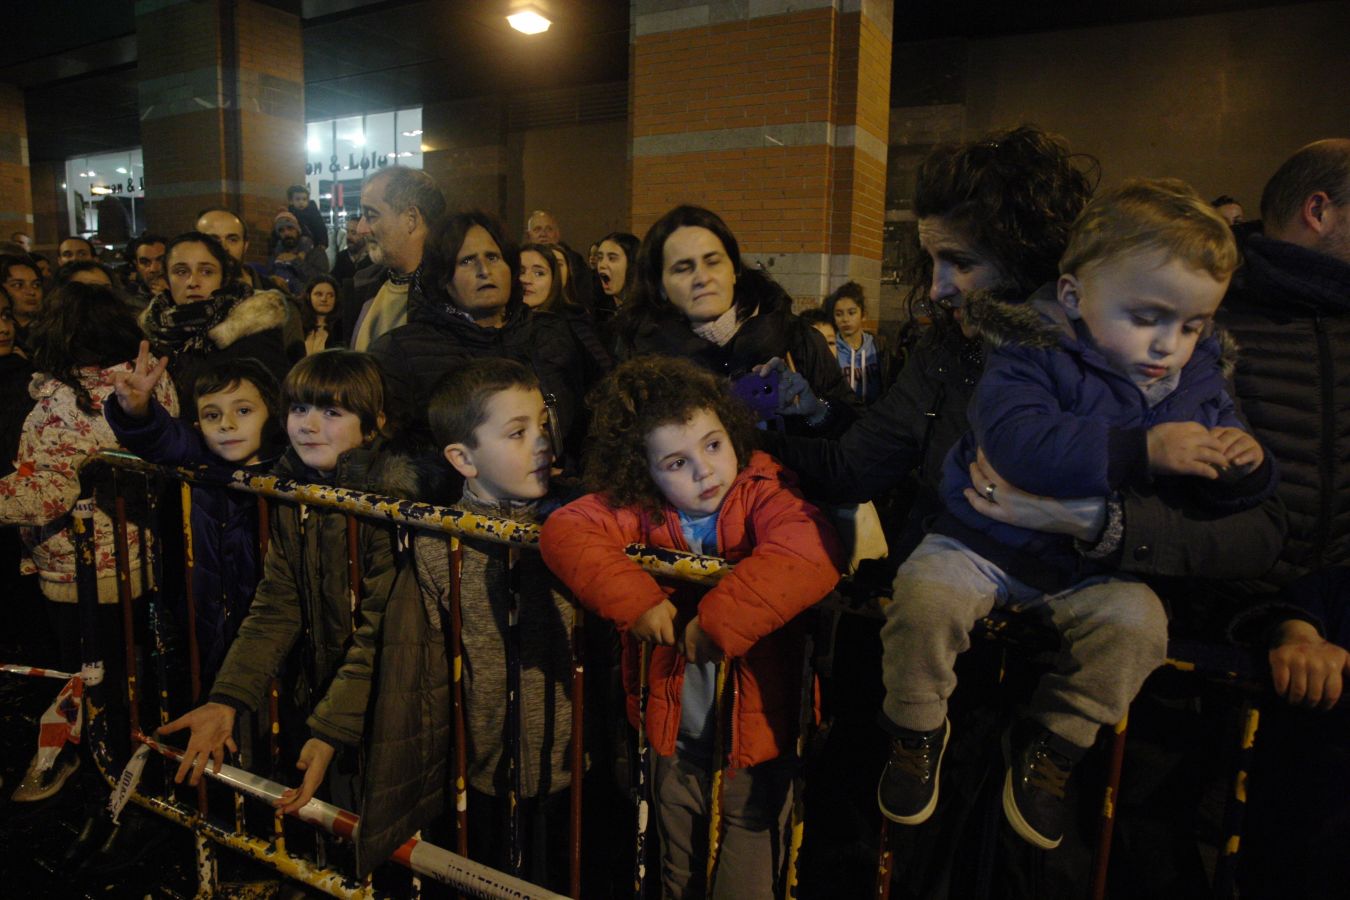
left=0, top=450, right=1274, bottom=899
left=2, top=451, right=774, bottom=899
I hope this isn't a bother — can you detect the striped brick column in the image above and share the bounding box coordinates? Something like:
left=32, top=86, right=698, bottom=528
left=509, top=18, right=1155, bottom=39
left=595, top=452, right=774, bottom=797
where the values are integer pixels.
left=136, top=0, right=305, bottom=262
left=0, top=85, right=34, bottom=245
left=630, top=0, right=892, bottom=313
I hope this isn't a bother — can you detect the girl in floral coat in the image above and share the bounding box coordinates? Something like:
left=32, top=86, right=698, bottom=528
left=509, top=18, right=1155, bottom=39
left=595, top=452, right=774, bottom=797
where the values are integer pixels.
left=0, top=282, right=176, bottom=801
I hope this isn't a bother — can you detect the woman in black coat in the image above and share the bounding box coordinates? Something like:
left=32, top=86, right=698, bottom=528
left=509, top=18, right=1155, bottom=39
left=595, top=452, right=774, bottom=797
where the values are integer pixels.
left=140, top=232, right=291, bottom=410
left=616, top=204, right=861, bottom=436
left=369, top=212, right=584, bottom=457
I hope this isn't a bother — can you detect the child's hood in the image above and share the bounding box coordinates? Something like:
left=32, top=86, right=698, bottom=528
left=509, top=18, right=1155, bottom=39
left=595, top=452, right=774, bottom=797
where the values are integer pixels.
left=962, top=284, right=1241, bottom=379
left=207, top=289, right=288, bottom=350
left=272, top=443, right=424, bottom=500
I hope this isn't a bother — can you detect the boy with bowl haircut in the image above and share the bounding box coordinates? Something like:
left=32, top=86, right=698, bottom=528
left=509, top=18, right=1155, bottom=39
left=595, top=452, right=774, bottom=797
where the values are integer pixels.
left=877, top=178, right=1277, bottom=850
left=420, top=357, right=575, bottom=888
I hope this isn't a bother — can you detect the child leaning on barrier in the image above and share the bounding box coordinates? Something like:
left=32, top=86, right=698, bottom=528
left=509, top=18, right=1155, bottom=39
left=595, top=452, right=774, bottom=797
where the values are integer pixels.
left=876, top=179, right=1277, bottom=852
left=540, top=356, right=843, bottom=899
left=0, top=283, right=177, bottom=802
left=159, top=351, right=424, bottom=834
left=106, top=346, right=283, bottom=685
left=407, top=356, right=575, bottom=889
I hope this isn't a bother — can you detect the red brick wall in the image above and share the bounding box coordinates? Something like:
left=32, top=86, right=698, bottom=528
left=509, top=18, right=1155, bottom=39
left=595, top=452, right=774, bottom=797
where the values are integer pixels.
left=630, top=7, right=889, bottom=272
left=0, top=85, right=34, bottom=243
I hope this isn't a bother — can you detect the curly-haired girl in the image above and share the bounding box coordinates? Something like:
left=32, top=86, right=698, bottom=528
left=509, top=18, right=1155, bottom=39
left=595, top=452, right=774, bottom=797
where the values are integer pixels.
left=540, top=355, right=843, bottom=898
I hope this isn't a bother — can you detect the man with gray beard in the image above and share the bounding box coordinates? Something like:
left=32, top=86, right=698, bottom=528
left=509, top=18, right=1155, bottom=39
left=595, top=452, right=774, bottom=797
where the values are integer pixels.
left=342, top=167, right=446, bottom=350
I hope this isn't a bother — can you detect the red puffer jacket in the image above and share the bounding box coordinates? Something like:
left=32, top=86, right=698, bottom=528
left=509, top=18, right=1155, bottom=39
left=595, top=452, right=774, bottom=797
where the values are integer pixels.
left=540, top=451, right=842, bottom=768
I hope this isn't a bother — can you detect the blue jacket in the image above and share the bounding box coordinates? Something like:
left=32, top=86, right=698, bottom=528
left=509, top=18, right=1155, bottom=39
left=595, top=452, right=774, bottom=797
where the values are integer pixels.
left=105, top=397, right=280, bottom=683
left=937, top=291, right=1277, bottom=591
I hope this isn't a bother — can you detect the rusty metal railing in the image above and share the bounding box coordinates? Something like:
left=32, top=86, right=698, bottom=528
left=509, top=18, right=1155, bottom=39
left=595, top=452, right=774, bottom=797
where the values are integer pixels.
left=4, top=451, right=770, bottom=899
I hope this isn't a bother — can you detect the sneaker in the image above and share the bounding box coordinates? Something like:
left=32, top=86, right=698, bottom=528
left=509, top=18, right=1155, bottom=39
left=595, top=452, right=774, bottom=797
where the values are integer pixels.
left=877, top=718, right=950, bottom=824
left=1001, top=720, right=1085, bottom=850
left=11, top=746, right=81, bottom=802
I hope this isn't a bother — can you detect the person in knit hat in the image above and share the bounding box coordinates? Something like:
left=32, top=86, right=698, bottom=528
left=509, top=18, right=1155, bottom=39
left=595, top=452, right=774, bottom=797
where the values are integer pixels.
left=266, top=208, right=330, bottom=296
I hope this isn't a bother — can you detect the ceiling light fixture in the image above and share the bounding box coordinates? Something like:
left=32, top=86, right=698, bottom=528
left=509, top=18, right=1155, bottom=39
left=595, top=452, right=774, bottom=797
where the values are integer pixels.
left=507, top=7, right=551, bottom=34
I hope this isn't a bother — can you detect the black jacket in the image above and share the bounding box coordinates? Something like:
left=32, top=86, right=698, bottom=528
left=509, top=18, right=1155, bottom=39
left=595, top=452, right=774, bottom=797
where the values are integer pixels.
left=369, top=296, right=583, bottom=453
left=142, top=289, right=293, bottom=412
left=0, top=353, right=34, bottom=477
left=765, top=314, right=1286, bottom=584
left=291, top=201, right=329, bottom=249
left=1220, top=234, right=1350, bottom=585
left=620, top=269, right=861, bottom=436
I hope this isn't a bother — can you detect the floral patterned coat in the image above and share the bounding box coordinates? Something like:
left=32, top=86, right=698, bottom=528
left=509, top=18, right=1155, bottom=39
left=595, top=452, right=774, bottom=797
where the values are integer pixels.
left=0, top=365, right=178, bottom=602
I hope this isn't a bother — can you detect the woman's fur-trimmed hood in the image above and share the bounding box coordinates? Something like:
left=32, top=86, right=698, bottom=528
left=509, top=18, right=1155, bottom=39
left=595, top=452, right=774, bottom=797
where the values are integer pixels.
left=962, top=285, right=1241, bottom=379
left=207, top=289, right=288, bottom=350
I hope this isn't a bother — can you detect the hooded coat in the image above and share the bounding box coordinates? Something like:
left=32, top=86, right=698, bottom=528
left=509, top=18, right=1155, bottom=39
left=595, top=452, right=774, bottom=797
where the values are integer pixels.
left=368, top=293, right=583, bottom=452
left=935, top=290, right=1278, bottom=592
left=206, top=445, right=419, bottom=724
left=104, top=397, right=280, bottom=680
left=764, top=297, right=1287, bottom=585
left=142, top=287, right=292, bottom=410
left=540, top=451, right=843, bottom=768
left=0, top=364, right=178, bottom=602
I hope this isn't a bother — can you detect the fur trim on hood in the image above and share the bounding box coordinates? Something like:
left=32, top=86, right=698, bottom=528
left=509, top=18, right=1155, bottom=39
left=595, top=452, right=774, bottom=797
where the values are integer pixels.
left=207, top=289, right=288, bottom=350
left=366, top=452, right=424, bottom=501
left=963, top=286, right=1242, bottom=378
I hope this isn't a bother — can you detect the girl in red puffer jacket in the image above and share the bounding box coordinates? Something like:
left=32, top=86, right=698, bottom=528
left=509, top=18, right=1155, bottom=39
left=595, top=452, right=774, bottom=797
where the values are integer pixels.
left=540, top=356, right=842, bottom=899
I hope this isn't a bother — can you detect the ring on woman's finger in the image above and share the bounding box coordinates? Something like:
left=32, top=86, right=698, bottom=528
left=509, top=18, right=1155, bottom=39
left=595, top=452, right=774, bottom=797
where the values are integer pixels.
left=983, top=482, right=997, bottom=501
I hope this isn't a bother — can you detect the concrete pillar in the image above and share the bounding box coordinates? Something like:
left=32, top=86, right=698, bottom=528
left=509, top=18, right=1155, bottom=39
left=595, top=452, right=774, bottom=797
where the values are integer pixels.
left=629, top=0, right=892, bottom=313
left=0, top=85, right=34, bottom=246
left=135, top=0, right=305, bottom=262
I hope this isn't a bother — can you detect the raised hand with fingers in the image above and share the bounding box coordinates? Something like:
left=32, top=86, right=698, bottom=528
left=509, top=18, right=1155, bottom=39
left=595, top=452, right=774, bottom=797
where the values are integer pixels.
left=1146, top=421, right=1229, bottom=479
left=631, top=599, right=678, bottom=646
left=276, top=738, right=336, bottom=814
left=110, top=339, right=171, bottom=420
left=158, top=701, right=238, bottom=786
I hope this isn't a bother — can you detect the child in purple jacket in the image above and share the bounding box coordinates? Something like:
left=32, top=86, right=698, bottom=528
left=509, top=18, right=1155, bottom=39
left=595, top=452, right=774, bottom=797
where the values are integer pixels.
left=876, top=179, right=1276, bottom=850
left=106, top=343, right=283, bottom=683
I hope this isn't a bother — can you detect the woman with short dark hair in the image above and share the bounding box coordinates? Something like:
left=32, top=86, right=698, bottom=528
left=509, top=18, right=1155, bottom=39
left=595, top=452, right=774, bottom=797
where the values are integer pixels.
left=369, top=212, right=584, bottom=456
left=617, top=204, right=861, bottom=435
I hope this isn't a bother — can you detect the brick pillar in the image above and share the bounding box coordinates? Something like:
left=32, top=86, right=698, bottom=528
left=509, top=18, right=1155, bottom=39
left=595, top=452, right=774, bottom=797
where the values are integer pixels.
left=422, top=97, right=509, bottom=221
left=630, top=0, right=892, bottom=313
left=0, top=85, right=34, bottom=246
left=136, top=0, right=305, bottom=262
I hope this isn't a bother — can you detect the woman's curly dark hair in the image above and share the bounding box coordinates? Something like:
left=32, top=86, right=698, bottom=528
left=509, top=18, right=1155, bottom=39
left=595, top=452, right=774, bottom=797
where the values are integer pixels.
left=904, top=124, right=1097, bottom=326
left=584, top=356, right=756, bottom=519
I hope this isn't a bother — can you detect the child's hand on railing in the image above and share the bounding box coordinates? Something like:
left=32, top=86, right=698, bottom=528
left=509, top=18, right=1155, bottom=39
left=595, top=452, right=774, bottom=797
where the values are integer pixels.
left=1269, top=619, right=1349, bottom=710
left=683, top=616, right=723, bottom=665
left=111, top=340, right=170, bottom=420
left=631, top=599, right=678, bottom=646
left=276, top=738, right=336, bottom=814
left=159, top=701, right=238, bottom=785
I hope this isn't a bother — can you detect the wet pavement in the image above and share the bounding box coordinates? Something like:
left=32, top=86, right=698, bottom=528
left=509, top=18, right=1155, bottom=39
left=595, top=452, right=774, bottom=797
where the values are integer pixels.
left=0, top=659, right=200, bottom=898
